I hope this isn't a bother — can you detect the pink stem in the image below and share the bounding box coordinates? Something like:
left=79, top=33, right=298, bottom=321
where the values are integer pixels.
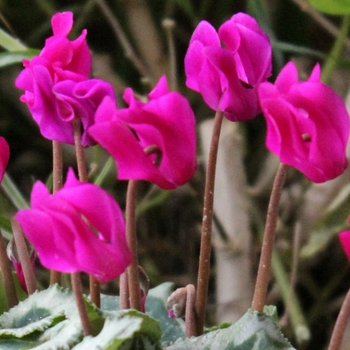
left=11, top=217, right=37, bottom=295
left=73, top=118, right=100, bottom=308
left=251, top=162, right=287, bottom=312
left=195, top=107, right=224, bottom=334
left=328, top=288, right=350, bottom=350
left=50, top=140, right=63, bottom=285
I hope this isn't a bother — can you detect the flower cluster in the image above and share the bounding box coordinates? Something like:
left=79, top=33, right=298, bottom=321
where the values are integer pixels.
left=186, top=14, right=349, bottom=183
left=14, top=12, right=197, bottom=282
left=11, top=9, right=350, bottom=297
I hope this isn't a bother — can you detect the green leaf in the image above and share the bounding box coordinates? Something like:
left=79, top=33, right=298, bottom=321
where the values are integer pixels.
left=0, top=50, right=39, bottom=69
left=2, top=173, right=29, bottom=210
left=145, top=283, right=185, bottom=344
left=100, top=294, right=120, bottom=312
left=0, top=338, right=39, bottom=349
left=0, top=286, right=74, bottom=338
left=164, top=309, right=295, bottom=350
left=0, top=28, right=27, bottom=51
left=74, top=309, right=162, bottom=350
left=308, top=0, right=350, bottom=15
left=100, top=283, right=186, bottom=344
left=0, top=284, right=103, bottom=349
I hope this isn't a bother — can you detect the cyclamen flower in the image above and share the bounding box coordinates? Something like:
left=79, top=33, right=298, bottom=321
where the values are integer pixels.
left=259, top=61, right=350, bottom=183
left=16, top=169, right=132, bottom=283
left=185, top=12, right=272, bottom=121
left=15, top=11, right=115, bottom=146
left=89, top=76, right=197, bottom=190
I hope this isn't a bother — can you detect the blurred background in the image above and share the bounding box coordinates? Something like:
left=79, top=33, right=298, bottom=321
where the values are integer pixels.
left=0, top=1, right=349, bottom=349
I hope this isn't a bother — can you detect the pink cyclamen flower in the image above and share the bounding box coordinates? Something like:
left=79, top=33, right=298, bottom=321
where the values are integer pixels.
left=259, top=61, right=350, bottom=183
left=89, top=76, right=197, bottom=190
left=185, top=12, right=272, bottom=121
left=15, top=12, right=115, bottom=146
left=16, top=168, right=132, bottom=283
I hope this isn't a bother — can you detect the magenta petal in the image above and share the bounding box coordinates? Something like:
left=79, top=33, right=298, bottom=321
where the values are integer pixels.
left=274, top=61, right=299, bottom=94
left=0, top=137, right=9, bottom=182
left=340, top=230, right=350, bottom=261
left=148, top=75, right=169, bottom=99
left=90, top=114, right=175, bottom=189
left=189, top=20, right=220, bottom=47
left=218, top=18, right=241, bottom=53
left=51, top=12, right=73, bottom=37
left=58, top=169, right=127, bottom=246
left=205, top=46, right=259, bottom=121
left=308, top=63, right=321, bottom=82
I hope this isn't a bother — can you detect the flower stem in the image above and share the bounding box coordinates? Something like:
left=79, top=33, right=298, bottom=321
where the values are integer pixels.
left=73, top=118, right=88, bottom=183
left=0, top=230, right=18, bottom=307
left=11, top=217, right=37, bottom=295
left=73, top=118, right=100, bottom=308
left=185, top=284, right=197, bottom=337
left=119, top=271, right=130, bottom=309
left=125, top=179, right=141, bottom=311
left=328, top=288, right=350, bottom=350
left=251, top=162, right=287, bottom=312
left=50, top=140, right=63, bottom=285
left=195, top=107, right=224, bottom=335
left=71, top=272, right=93, bottom=336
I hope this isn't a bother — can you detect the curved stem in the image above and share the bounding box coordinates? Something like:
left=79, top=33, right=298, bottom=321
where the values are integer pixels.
left=0, top=230, right=18, bottom=307
left=328, top=288, right=350, bottom=350
left=50, top=140, right=63, bottom=285
left=11, top=217, right=37, bottom=295
left=73, top=119, right=88, bottom=183
left=195, top=107, right=224, bottom=334
left=251, top=162, right=287, bottom=312
left=125, top=179, right=141, bottom=311
left=73, top=118, right=100, bottom=308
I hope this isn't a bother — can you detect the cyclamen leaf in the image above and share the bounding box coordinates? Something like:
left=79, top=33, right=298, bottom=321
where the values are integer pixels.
left=0, top=284, right=77, bottom=338
left=164, top=308, right=295, bottom=350
left=308, top=0, right=350, bottom=14
left=0, top=50, right=39, bottom=69
left=100, top=283, right=186, bottom=344
left=0, top=284, right=103, bottom=349
left=73, top=309, right=162, bottom=350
